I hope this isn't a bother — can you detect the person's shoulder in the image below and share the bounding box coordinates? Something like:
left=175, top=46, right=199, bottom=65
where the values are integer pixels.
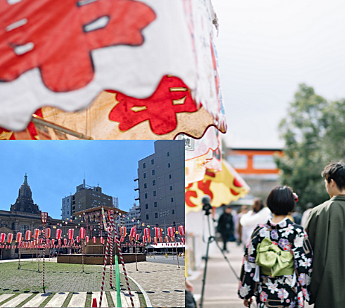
left=309, top=199, right=333, bottom=217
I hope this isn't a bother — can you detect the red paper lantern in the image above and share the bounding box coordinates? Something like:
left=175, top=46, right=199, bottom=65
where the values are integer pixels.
left=55, top=229, right=61, bottom=240
left=76, top=236, right=80, bottom=243
left=144, top=228, right=150, bottom=238
left=85, top=236, right=89, bottom=243
left=100, top=237, right=104, bottom=244
left=167, top=227, right=174, bottom=238
left=79, top=227, right=85, bottom=239
left=181, top=237, right=185, bottom=244
left=120, top=236, right=125, bottom=243
left=142, top=235, right=146, bottom=243
left=34, top=229, right=40, bottom=240
left=130, top=227, right=136, bottom=238
left=154, top=227, right=161, bottom=238
left=46, top=228, right=51, bottom=238
left=68, top=229, right=74, bottom=240
left=25, top=230, right=32, bottom=241
left=63, top=238, right=68, bottom=245
left=93, top=236, right=96, bottom=243
left=16, top=232, right=22, bottom=243
left=46, top=238, right=50, bottom=245
left=135, top=234, right=140, bottom=241
left=51, top=239, right=55, bottom=245
left=121, top=226, right=127, bottom=237
left=0, top=233, right=5, bottom=243
left=178, top=225, right=185, bottom=236
left=7, top=233, right=13, bottom=243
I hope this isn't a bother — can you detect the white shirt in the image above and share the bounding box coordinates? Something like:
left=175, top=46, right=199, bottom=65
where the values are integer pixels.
left=240, top=207, right=272, bottom=247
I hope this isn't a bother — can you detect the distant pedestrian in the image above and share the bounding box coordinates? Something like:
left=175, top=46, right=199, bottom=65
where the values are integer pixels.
left=217, top=204, right=234, bottom=253
left=301, top=203, right=313, bottom=227
left=292, top=206, right=302, bottom=225
left=240, top=198, right=271, bottom=250
left=235, top=205, right=249, bottom=246
left=238, top=186, right=313, bottom=308
left=306, top=162, right=345, bottom=308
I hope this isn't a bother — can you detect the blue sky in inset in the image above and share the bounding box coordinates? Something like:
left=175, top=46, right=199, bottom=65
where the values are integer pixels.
left=0, top=140, right=155, bottom=219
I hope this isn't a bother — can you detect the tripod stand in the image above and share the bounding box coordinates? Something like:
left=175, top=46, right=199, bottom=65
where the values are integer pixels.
left=199, top=208, right=240, bottom=308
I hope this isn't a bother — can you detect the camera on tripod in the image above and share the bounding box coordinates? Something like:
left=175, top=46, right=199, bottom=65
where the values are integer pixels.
left=202, top=195, right=212, bottom=216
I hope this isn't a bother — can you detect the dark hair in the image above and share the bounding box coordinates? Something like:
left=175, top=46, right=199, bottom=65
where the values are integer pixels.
left=267, top=186, right=296, bottom=215
left=321, top=162, right=345, bottom=191
left=253, top=198, right=264, bottom=213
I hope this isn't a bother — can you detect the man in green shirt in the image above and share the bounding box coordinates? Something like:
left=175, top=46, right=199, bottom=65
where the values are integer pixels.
left=306, top=162, right=345, bottom=308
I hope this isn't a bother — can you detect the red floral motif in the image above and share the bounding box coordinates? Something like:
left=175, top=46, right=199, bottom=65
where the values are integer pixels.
left=108, top=76, right=198, bottom=135
left=0, top=0, right=155, bottom=92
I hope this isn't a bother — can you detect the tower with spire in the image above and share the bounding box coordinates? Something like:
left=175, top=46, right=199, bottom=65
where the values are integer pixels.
left=10, top=174, right=40, bottom=214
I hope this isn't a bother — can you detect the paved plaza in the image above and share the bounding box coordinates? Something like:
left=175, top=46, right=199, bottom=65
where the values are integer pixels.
left=189, top=241, right=314, bottom=308
left=0, top=255, right=185, bottom=307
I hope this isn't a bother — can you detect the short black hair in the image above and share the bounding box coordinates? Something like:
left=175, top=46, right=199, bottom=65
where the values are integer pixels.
left=267, top=186, right=296, bottom=215
left=321, top=162, right=345, bottom=191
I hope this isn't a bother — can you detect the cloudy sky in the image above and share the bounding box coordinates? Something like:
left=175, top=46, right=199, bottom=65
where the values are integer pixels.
left=213, top=0, right=345, bottom=148
left=0, top=141, right=156, bottom=219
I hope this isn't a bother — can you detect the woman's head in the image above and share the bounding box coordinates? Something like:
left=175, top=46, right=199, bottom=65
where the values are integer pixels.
left=253, top=197, right=264, bottom=213
left=267, top=186, right=296, bottom=215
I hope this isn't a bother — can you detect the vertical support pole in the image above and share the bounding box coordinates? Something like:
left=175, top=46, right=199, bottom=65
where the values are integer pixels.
left=112, top=211, right=134, bottom=308
left=99, top=225, right=111, bottom=307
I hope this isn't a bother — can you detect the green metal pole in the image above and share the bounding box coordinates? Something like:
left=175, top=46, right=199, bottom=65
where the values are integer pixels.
left=115, top=255, right=122, bottom=307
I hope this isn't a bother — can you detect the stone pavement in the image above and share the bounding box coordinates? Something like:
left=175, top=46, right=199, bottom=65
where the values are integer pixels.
left=0, top=291, right=140, bottom=307
left=0, top=255, right=185, bottom=307
left=125, top=255, right=185, bottom=308
left=188, top=241, right=314, bottom=308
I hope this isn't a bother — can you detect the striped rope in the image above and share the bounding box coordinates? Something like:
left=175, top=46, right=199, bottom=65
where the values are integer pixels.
left=42, top=225, right=46, bottom=292
left=109, top=212, right=114, bottom=289
left=111, top=212, right=134, bottom=308
left=82, top=239, right=84, bottom=272
left=99, top=231, right=111, bottom=307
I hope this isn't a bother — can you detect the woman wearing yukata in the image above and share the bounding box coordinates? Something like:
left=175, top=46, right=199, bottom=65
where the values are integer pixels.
left=238, top=186, right=313, bottom=308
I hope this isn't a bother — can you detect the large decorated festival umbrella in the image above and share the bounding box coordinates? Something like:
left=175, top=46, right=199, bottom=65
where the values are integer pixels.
left=185, top=160, right=250, bottom=214
left=0, top=0, right=226, bottom=140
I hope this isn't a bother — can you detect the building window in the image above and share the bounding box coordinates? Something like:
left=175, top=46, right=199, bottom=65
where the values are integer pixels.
left=167, top=152, right=170, bottom=157
left=172, top=209, right=175, bottom=214
left=171, top=197, right=174, bottom=202
left=153, top=191, right=156, bottom=196
left=144, top=183, right=147, bottom=188
left=146, top=214, right=149, bottom=220
left=145, top=193, right=147, bottom=199
left=152, top=170, right=155, bottom=175
left=143, top=162, right=146, bottom=168
left=226, top=155, right=247, bottom=169
left=168, top=163, right=171, bottom=168
left=145, top=203, right=148, bottom=209
left=155, top=213, right=158, bottom=218
left=151, top=159, right=154, bottom=165
left=170, top=186, right=172, bottom=190
left=152, top=180, right=155, bottom=186
left=154, top=201, right=157, bottom=207
left=253, top=155, right=277, bottom=170
left=144, top=172, right=146, bottom=178
left=169, top=174, right=172, bottom=179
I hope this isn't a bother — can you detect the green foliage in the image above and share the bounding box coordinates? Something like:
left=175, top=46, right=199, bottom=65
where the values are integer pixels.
left=275, top=84, right=345, bottom=209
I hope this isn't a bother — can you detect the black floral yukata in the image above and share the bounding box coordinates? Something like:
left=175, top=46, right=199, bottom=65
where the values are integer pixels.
left=238, top=218, right=313, bottom=308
